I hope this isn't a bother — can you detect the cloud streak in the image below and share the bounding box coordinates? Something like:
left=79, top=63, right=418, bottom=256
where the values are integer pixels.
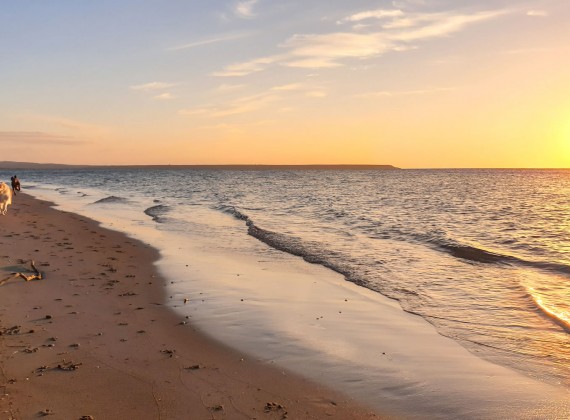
left=282, top=32, right=392, bottom=68
left=354, top=86, right=456, bottom=98
left=235, top=0, right=259, bottom=18
left=526, top=10, right=548, bottom=17
left=214, top=7, right=510, bottom=76
left=0, top=131, right=88, bottom=145
left=130, top=82, right=177, bottom=91
left=339, top=9, right=404, bottom=23
left=180, top=81, right=327, bottom=119
left=179, top=92, right=279, bottom=118
left=212, top=55, right=284, bottom=77
left=22, top=114, right=109, bottom=134
left=131, top=82, right=176, bottom=101
left=167, top=32, right=252, bottom=51
left=216, top=84, right=246, bottom=93
left=154, top=93, right=175, bottom=100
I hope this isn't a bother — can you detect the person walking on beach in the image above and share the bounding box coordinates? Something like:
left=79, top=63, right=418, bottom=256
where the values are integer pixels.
left=11, top=176, right=20, bottom=195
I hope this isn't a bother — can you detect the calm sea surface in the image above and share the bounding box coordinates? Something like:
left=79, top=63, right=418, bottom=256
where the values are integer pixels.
left=3, top=168, right=570, bottom=388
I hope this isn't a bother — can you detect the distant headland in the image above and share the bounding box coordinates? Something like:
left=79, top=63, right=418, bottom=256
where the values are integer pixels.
left=0, top=161, right=400, bottom=170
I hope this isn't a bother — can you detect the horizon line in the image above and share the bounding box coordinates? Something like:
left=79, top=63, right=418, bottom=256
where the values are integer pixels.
left=2, top=162, right=570, bottom=170
left=0, top=161, right=398, bottom=169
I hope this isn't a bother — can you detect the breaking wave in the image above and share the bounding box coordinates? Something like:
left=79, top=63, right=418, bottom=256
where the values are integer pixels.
left=430, top=239, right=570, bottom=277
left=144, top=204, right=170, bottom=223
left=217, top=205, right=376, bottom=289
left=91, top=196, right=129, bottom=204
left=525, top=287, right=570, bottom=333
left=220, top=204, right=570, bottom=277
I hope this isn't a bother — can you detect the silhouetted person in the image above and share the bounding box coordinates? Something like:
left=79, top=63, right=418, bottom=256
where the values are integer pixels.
left=11, top=176, right=20, bottom=195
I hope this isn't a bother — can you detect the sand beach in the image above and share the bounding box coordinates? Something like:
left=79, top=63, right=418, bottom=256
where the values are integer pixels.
left=0, top=194, right=379, bottom=419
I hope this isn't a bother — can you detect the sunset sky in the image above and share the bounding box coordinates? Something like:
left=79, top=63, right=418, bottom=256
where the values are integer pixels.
left=1, top=0, right=569, bottom=168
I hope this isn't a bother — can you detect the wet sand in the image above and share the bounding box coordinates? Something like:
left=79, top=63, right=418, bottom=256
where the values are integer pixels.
left=0, top=194, right=381, bottom=419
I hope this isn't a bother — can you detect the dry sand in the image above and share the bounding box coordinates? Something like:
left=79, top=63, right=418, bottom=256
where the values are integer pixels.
left=0, top=194, right=382, bottom=419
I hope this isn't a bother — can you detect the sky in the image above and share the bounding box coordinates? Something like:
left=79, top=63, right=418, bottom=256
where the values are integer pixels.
left=1, top=0, right=569, bottom=168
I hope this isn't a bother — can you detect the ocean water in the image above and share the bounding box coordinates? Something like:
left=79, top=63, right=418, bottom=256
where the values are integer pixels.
left=3, top=168, right=570, bottom=394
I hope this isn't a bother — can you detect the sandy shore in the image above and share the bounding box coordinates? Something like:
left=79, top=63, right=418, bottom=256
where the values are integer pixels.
left=0, top=194, right=381, bottom=419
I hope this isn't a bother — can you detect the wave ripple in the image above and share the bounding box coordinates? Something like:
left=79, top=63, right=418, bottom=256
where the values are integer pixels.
left=91, top=196, right=129, bottom=204
left=144, top=204, right=170, bottom=223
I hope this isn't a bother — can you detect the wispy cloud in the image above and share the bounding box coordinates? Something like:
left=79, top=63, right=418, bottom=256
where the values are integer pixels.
left=167, top=32, right=252, bottom=51
left=306, top=91, right=327, bottom=98
left=235, top=0, right=259, bottom=18
left=0, top=131, right=88, bottom=145
left=216, top=84, right=246, bottom=92
left=209, top=93, right=278, bottom=117
left=283, top=32, right=392, bottom=66
left=130, top=82, right=177, bottom=91
left=270, top=83, right=328, bottom=97
left=213, top=55, right=284, bottom=77
left=526, top=10, right=548, bottom=17
left=504, top=46, right=555, bottom=55
left=286, top=57, right=343, bottom=69
left=177, top=108, right=211, bottom=117
left=339, top=9, right=404, bottom=23
left=354, top=86, right=456, bottom=98
left=387, top=10, right=508, bottom=42
left=193, top=119, right=278, bottom=135
left=214, top=7, right=510, bottom=76
left=179, top=92, right=279, bottom=118
left=154, top=93, right=175, bottom=100
left=392, top=0, right=427, bottom=8
left=271, top=83, right=304, bottom=91
left=131, top=82, right=177, bottom=101
left=22, top=114, right=109, bottom=134
left=180, top=81, right=328, bottom=120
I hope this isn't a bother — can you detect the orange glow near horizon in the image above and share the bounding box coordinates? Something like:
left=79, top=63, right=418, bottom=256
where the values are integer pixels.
left=1, top=2, right=569, bottom=168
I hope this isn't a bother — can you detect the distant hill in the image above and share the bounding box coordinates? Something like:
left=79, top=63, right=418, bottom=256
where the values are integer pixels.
left=125, top=164, right=401, bottom=170
left=0, top=161, right=400, bottom=170
left=0, top=161, right=83, bottom=170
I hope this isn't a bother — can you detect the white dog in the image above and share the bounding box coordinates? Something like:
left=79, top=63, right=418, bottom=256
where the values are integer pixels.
left=0, top=182, right=13, bottom=215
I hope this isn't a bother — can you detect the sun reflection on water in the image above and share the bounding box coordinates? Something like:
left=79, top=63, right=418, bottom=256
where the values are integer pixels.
left=525, top=284, right=570, bottom=331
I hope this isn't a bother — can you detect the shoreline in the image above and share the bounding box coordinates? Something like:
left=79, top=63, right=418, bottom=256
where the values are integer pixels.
left=0, top=194, right=380, bottom=419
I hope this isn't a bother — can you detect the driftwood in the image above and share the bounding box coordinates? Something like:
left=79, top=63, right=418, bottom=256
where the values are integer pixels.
left=0, top=260, right=43, bottom=286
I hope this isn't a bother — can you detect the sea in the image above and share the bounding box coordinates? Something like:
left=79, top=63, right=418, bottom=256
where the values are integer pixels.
left=2, top=167, right=569, bottom=416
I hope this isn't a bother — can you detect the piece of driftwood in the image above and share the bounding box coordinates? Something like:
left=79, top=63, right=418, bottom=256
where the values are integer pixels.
left=0, top=260, right=43, bottom=286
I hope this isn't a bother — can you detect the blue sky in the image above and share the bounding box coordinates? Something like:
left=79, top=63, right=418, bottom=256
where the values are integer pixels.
left=1, top=0, right=569, bottom=166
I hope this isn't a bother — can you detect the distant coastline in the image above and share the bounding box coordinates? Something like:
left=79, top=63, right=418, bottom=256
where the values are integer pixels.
left=0, top=161, right=400, bottom=170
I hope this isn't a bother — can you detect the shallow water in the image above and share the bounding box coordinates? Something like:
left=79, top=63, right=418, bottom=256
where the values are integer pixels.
left=4, top=168, right=570, bottom=390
